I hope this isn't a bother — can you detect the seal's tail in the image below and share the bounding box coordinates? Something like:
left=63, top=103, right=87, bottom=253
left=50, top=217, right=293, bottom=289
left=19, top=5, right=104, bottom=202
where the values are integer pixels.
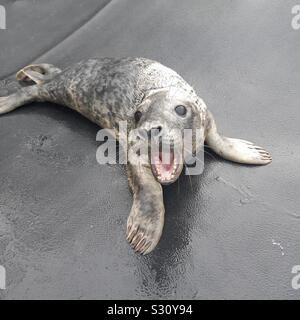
left=0, top=63, right=62, bottom=115
left=16, top=63, right=62, bottom=85
left=0, top=86, right=39, bottom=115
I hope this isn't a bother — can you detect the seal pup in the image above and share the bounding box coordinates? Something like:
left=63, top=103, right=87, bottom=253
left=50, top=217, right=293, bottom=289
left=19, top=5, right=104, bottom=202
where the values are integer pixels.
left=0, top=58, right=272, bottom=254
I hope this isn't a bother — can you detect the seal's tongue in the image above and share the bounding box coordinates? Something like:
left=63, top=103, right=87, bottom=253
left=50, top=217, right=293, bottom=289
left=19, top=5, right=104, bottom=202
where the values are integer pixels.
left=159, top=151, right=174, bottom=172
left=150, top=140, right=183, bottom=184
left=151, top=149, right=177, bottom=181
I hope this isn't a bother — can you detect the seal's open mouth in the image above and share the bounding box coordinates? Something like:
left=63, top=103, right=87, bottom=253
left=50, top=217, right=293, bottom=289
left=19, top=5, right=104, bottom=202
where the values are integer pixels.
left=151, top=144, right=183, bottom=185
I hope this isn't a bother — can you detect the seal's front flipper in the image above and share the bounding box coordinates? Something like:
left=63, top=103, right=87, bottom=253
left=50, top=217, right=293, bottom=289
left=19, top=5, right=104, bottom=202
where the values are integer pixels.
left=16, top=64, right=62, bottom=85
left=126, top=156, right=165, bottom=254
left=205, top=111, right=272, bottom=165
left=126, top=194, right=165, bottom=255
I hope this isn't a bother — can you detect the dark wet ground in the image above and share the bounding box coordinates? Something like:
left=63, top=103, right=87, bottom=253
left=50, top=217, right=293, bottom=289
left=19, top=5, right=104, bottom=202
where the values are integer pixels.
left=0, top=0, right=299, bottom=299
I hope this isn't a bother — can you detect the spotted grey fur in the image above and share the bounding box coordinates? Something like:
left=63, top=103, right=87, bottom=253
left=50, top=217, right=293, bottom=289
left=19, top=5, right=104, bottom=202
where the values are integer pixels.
left=0, top=57, right=272, bottom=254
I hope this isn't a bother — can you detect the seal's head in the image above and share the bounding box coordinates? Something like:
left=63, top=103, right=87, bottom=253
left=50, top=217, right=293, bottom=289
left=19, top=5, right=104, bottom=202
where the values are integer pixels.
left=133, top=87, right=205, bottom=185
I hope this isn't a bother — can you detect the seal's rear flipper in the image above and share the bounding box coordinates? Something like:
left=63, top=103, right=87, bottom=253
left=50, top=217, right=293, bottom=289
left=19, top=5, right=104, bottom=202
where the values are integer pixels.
left=16, top=64, right=62, bottom=85
left=205, top=111, right=272, bottom=165
left=0, top=86, right=39, bottom=115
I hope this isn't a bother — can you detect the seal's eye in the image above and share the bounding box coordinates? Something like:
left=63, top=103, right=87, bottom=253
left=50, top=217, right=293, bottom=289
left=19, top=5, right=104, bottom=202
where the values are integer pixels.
left=134, top=111, right=142, bottom=122
left=175, top=105, right=187, bottom=116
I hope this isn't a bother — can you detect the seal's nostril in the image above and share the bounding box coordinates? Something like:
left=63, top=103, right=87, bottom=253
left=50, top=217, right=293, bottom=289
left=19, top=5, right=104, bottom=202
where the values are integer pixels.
left=151, top=126, right=162, bottom=136
left=139, top=127, right=162, bottom=140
